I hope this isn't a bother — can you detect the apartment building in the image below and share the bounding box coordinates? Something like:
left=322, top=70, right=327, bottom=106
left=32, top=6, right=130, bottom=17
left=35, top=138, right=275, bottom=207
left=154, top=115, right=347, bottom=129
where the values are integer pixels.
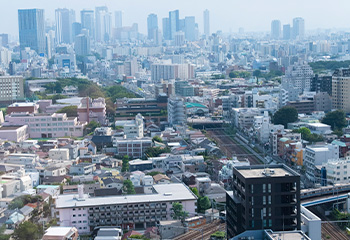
left=226, top=165, right=301, bottom=238
left=77, top=97, right=106, bottom=125
left=323, top=158, right=350, bottom=184
left=55, top=183, right=197, bottom=233
left=0, top=76, right=24, bottom=103
left=113, top=137, right=152, bottom=158
left=3, top=112, right=86, bottom=138
left=332, top=68, right=350, bottom=113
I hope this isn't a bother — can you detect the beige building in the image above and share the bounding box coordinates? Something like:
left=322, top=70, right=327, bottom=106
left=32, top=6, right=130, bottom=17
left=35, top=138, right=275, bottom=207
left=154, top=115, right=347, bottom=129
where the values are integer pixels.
left=332, top=68, right=350, bottom=112
left=0, top=76, right=24, bottom=102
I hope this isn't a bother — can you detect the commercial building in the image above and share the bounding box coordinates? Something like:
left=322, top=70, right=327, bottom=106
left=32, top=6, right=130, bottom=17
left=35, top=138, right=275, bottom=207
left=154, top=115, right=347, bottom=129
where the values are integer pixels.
left=323, top=158, right=350, bottom=184
left=203, top=9, right=210, bottom=37
left=0, top=76, right=24, bottom=103
left=151, top=63, right=195, bottom=82
left=55, top=183, right=197, bottom=233
left=74, top=34, right=90, bottom=56
left=271, top=20, right=281, bottom=39
left=226, top=164, right=301, bottom=238
left=3, top=112, right=86, bottom=138
left=18, top=9, right=46, bottom=54
left=55, top=8, right=75, bottom=44
left=80, top=10, right=94, bottom=38
left=147, top=14, right=158, bottom=41
left=0, top=125, right=29, bottom=142
left=292, top=17, right=305, bottom=39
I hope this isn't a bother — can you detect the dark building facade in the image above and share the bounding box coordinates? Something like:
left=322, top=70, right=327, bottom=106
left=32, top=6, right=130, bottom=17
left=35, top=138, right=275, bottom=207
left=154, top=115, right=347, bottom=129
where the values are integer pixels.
left=311, top=74, right=332, bottom=96
left=226, top=165, right=301, bottom=238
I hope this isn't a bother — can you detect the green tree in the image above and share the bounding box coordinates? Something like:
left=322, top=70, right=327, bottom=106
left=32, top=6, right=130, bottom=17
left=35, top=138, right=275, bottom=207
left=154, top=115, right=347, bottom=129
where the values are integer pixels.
left=272, top=106, right=298, bottom=128
left=56, top=105, right=78, bottom=117
left=229, top=71, right=239, bottom=78
left=13, top=221, right=42, bottom=240
left=123, top=179, right=136, bottom=194
left=190, top=187, right=199, bottom=198
left=292, top=127, right=311, bottom=139
left=152, top=136, right=163, bottom=143
left=84, top=120, right=100, bottom=135
left=144, top=147, right=171, bottom=158
left=121, top=155, right=130, bottom=172
left=253, top=70, right=262, bottom=79
left=171, top=202, right=188, bottom=221
left=146, top=171, right=162, bottom=177
left=198, top=196, right=211, bottom=213
left=322, top=110, right=347, bottom=130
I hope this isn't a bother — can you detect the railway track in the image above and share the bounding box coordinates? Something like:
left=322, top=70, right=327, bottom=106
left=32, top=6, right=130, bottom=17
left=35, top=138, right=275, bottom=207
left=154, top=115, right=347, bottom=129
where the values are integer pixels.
left=207, top=129, right=262, bottom=165
left=322, top=222, right=350, bottom=240
left=173, top=220, right=225, bottom=240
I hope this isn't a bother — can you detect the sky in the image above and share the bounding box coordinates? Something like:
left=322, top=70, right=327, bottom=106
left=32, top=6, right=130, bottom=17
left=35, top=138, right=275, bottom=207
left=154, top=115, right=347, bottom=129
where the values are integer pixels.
left=3, top=0, right=350, bottom=38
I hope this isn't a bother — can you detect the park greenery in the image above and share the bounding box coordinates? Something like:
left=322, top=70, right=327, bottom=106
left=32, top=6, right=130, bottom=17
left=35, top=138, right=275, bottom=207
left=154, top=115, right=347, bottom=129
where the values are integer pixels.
left=84, top=120, right=100, bottom=135
left=144, top=147, right=171, bottom=158
left=252, top=69, right=283, bottom=80
left=229, top=71, right=251, bottom=79
left=272, top=106, right=298, bottom=128
left=309, top=60, right=350, bottom=73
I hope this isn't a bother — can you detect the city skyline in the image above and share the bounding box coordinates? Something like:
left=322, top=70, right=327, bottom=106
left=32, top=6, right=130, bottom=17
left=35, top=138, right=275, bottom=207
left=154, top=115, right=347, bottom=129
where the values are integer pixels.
left=3, top=0, right=350, bottom=38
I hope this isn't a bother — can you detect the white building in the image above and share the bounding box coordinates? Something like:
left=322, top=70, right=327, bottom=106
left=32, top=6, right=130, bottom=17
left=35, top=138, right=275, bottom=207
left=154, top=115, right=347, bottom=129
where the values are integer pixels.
left=0, top=76, right=24, bottom=102
left=49, top=149, right=70, bottom=161
left=306, top=123, right=332, bottom=135
left=323, top=158, right=350, bottom=184
left=123, top=114, right=144, bottom=138
left=168, top=97, right=185, bottom=126
left=304, top=144, right=339, bottom=182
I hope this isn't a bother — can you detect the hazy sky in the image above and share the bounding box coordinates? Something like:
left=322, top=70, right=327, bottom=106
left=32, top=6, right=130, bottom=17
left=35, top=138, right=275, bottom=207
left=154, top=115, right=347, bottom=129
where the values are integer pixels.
left=3, top=0, right=350, bottom=38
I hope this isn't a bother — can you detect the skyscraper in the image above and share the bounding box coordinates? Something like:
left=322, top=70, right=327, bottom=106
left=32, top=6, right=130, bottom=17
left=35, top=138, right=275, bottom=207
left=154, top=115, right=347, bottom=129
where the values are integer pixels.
left=75, top=34, right=90, bottom=56
left=169, top=10, right=179, bottom=40
left=95, top=6, right=111, bottom=42
left=55, top=8, right=75, bottom=44
left=203, top=9, right=210, bottom=37
left=162, top=18, right=170, bottom=40
left=18, top=9, right=46, bottom=54
left=292, top=17, right=305, bottom=39
left=184, top=16, right=196, bottom=41
left=147, top=14, right=158, bottom=40
left=72, top=22, right=82, bottom=38
left=80, top=10, right=94, bottom=38
left=271, top=20, right=281, bottom=39
left=115, top=11, right=123, bottom=29
left=283, top=24, right=291, bottom=40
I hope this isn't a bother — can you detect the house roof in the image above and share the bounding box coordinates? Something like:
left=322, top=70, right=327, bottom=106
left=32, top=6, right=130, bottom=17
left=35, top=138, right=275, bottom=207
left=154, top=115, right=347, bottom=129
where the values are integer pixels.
left=20, top=205, right=34, bottom=216
left=185, top=102, right=207, bottom=108
left=5, top=212, right=24, bottom=224
left=153, top=174, right=170, bottom=182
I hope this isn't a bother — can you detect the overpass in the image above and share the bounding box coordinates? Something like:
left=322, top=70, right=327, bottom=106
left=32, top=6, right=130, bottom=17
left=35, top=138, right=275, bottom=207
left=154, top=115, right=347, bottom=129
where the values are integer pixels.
left=302, top=193, right=350, bottom=208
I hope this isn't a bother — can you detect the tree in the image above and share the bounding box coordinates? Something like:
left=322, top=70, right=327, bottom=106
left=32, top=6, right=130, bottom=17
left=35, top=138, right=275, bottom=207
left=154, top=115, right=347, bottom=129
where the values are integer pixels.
left=13, top=221, right=42, bottom=240
left=152, top=136, right=163, bottom=143
left=56, top=105, right=78, bottom=117
left=198, top=196, right=211, bottom=213
left=253, top=70, right=262, bottom=79
left=84, top=120, right=100, bottom=135
left=293, top=127, right=324, bottom=143
left=322, top=110, right=347, bottom=130
left=190, top=187, right=199, bottom=198
left=171, top=202, right=188, bottom=221
left=144, top=147, right=171, bottom=158
left=121, top=155, right=130, bottom=172
left=123, top=179, right=136, bottom=194
left=146, top=171, right=162, bottom=177
left=272, top=106, right=298, bottom=128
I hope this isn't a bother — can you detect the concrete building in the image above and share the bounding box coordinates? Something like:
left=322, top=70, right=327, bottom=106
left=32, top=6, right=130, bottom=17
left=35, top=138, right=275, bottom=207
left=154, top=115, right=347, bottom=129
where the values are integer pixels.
left=323, top=158, right=350, bottom=184
left=55, top=183, right=197, bottom=233
left=113, top=137, right=152, bottom=158
left=7, top=102, right=39, bottom=115
left=49, top=149, right=70, bottom=161
left=203, top=9, right=210, bottom=37
left=168, top=97, right=185, bottom=126
left=332, top=68, right=350, bottom=113
left=122, top=114, right=144, bottom=139
left=0, top=125, right=28, bottom=142
left=0, top=76, right=24, bottom=103
left=226, top=165, right=301, bottom=238
left=151, top=63, right=194, bottom=82
left=4, top=112, right=85, bottom=138
left=42, top=226, right=79, bottom=240
left=70, top=163, right=96, bottom=175
left=77, top=97, right=106, bottom=125
left=304, top=144, right=339, bottom=182
left=271, top=20, right=281, bottom=39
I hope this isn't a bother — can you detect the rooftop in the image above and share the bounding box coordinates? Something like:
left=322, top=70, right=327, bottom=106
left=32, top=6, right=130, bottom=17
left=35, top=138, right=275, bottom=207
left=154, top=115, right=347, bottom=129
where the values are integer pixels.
left=235, top=164, right=299, bottom=178
left=56, top=183, right=196, bottom=208
left=44, top=227, right=76, bottom=237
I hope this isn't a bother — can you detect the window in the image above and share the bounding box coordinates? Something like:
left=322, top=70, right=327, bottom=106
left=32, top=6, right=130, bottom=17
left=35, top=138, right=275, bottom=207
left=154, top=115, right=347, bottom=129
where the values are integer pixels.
left=268, top=184, right=271, bottom=193
left=263, top=184, right=266, bottom=193
left=262, top=208, right=266, bottom=217
left=263, top=196, right=266, bottom=205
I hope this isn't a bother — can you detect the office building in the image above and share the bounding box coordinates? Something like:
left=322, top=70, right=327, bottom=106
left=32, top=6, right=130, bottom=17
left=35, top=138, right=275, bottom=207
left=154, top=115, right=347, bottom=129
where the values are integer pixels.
left=72, top=22, right=82, bottom=38
left=147, top=14, right=158, bottom=40
left=151, top=63, right=195, bottom=82
left=55, top=183, right=197, bottom=233
left=0, top=34, right=9, bottom=47
left=169, top=10, right=180, bottom=40
left=203, top=9, right=210, bottom=37
left=74, top=34, right=90, bottom=56
left=18, top=9, right=46, bottom=54
left=271, top=20, right=281, bottom=39
left=95, top=6, right=111, bottom=42
left=0, top=76, right=24, bottom=102
left=162, top=18, right=170, bottom=40
left=226, top=165, right=301, bottom=238
left=283, top=24, right=291, bottom=40
left=80, top=10, right=94, bottom=37
left=184, top=16, right=196, bottom=41
left=292, top=17, right=305, bottom=39
left=332, top=68, right=350, bottom=112
left=55, top=8, right=75, bottom=44
left=311, top=74, right=332, bottom=96
left=115, top=11, right=123, bottom=29
left=175, top=31, right=185, bottom=46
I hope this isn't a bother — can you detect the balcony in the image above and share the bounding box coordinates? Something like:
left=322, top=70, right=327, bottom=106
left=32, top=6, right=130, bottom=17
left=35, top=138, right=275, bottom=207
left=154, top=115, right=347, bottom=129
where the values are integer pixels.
left=161, top=204, right=167, bottom=209
left=88, top=209, right=94, bottom=213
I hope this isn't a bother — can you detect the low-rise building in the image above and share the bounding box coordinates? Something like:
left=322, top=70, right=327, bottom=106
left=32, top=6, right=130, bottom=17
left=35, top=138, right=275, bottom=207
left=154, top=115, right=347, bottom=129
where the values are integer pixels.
left=70, top=163, right=96, bottom=175
left=0, top=125, right=29, bottom=142
left=114, top=137, right=152, bottom=158
left=77, top=97, right=106, bottom=125
left=42, top=226, right=79, bottom=240
left=49, top=149, right=70, bottom=161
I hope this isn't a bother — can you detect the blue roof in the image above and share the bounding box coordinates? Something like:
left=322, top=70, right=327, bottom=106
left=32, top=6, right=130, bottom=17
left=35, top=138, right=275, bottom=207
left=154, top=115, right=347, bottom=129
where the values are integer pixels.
left=331, top=140, right=346, bottom=147
left=36, top=185, right=60, bottom=189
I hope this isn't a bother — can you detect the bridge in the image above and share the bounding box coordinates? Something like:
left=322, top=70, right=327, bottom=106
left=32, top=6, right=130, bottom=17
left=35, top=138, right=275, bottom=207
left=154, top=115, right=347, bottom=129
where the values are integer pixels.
left=302, top=194, right=349, bottom=208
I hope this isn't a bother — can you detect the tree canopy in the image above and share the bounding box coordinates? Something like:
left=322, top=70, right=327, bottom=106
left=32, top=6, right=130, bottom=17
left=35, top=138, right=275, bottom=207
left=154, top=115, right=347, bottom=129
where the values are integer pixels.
left=8, top=195, right=42, bottom=210
left=171, top=202, right=188, bottom=221
left=321, top=110, right=347, bottom=130
left=292, top=127, right=324, bottom=143
left=121, top=155, right=130, bottom=172
left=84, top=120, right=100, bottom=135
left=144, top=147, right=171, bottom=158
left=152, top=136, right=163, bottom=143
left=198, top=196, right=211, bottom=213
left=56, top=105, right=78, bottom=117
left=272, top=106, right=298, bottom=128
left=13, top=221, right=42, bottom=240
left=229, top=71, right=251, bottom=79
left=123, top=179, right=136, bottom=194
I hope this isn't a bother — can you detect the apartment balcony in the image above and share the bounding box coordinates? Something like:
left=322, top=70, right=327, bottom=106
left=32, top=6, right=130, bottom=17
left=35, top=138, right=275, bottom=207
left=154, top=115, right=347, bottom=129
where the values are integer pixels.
left=88, top=209, right=94, bottom=213
left=94, top=209, right=100, bottom=213
left=161, top=204, right=167, bottom=209
left=161, top=211, right=167, bottom=215
left=139, top=206, right=145, bottom=210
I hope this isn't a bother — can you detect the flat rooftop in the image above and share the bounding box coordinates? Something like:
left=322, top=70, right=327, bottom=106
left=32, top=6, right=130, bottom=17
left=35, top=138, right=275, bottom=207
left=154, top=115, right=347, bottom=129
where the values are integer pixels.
left=265, top=230, right=310, bottom=240
left=56, top=183, right=197, bottom=208
left=235, top=164, right=299, bottom=178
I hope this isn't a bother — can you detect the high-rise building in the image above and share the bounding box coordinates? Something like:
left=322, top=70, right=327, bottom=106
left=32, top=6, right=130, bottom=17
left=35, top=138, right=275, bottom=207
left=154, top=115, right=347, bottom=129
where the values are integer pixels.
left=55, top=8, right=75, bottom=44
left=168, top=97, right=185, bottom=126
left=0, top=76, right=24, bottom=102
left=169, top=10, right=179, bottom=40
left=311, top=74, right=332, bottom=96
left=72, top=22, right=82, bottom=38
left=292, top=17, right=305, bottom=39
left=226, top=164, right=301, bottom=238
left=147, top=13, right=158, bottom=40
left=75, top=34, right=90, bottom=56
left=95, top=6, right=111, bottom=42
left=203, top=9, right=210, bottom=37
left=80, top=10, right=94, bottom=38
left=271, top=20, right=281, bottom=39
left=115, top=11, right=123, bottom=29
left=175, top=31, right=185, bottom=46
left=0, top=34, right=8, bottom=47
left=184, top=16, right=196, bottom=41
left=283, top=24, right=291, bottom=40
left=18, top=9, right=46, bottom=54
left=162, top=18, right=170, bottom=40
left=332, top=68, right=350, bottom=113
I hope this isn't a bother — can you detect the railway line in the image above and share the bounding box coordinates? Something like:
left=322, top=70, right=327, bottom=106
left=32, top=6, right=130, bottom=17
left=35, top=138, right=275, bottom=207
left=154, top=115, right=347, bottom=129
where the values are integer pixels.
left=207, top=129, right=262, bottom=165
left=322, top=222, right=350, bottom=240
left=173, top=220, right=225, bottom=240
